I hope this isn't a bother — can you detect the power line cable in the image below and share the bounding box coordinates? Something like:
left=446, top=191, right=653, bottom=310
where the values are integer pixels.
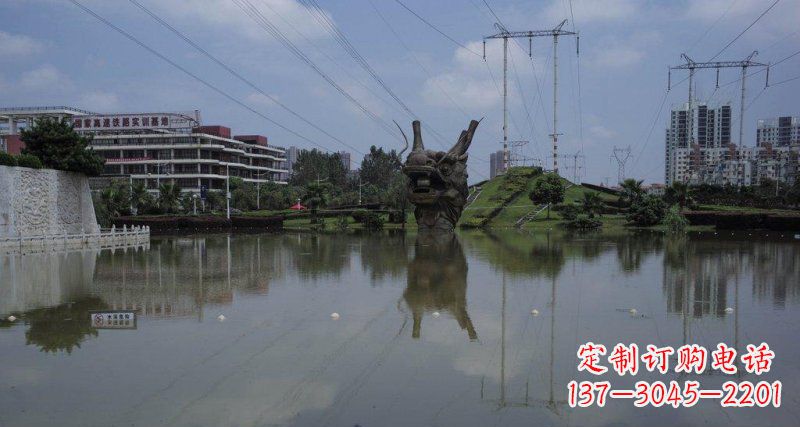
left=367, top=0, right=470, bottom=119
left=67, top=0, right=345, bottom=156
left=393, top=0, right=481, bottom=56
left=708, top=0, right=781, bottom=61
left=127, top=0, right=364, bottom=157
left=232, top=0, right=400, bottom=141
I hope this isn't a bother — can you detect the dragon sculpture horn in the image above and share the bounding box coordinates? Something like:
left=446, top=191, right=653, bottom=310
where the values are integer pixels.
left=394, top=120, right=409, bottom=157
left=412, top=120, right=424, bottom=151
left=446, top=119, right=480, bottom=158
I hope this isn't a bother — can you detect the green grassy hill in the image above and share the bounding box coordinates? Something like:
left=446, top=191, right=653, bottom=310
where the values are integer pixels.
left=460, top=167, right=620, bottom=229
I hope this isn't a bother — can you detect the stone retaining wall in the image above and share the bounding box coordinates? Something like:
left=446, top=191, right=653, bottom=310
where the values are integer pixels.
left=0, top=165, right=100, bottom=237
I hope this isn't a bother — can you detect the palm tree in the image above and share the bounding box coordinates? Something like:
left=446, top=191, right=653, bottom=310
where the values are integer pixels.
left=664, top=181, right=692, bottom=209
left=130, top=181, right=153, bottom=214
left=303, top=181, right=331, bottom=223
left=619, top=178, right=644, bottom=206
left=581, top=192, right=604, bottom=218
left=158, top=183, right=182, bottom=214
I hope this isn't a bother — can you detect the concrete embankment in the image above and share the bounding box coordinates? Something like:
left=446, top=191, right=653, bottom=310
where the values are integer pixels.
left=683, top=211, right=800, bottom=230
left=113, top=215, right=283, bottom=234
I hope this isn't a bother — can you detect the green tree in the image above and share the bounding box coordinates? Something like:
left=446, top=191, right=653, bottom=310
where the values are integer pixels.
left=303, top=181, right=331, bottom=223
left=359, top=145, right=402, bottom=190
left=664, top=181, right=693, bottom=209
left=96, top=179, right=131, bottom=221
left=20, top=117, right=104, bottom=175
left=626, top=195, right=667, bottom=226
left=229, top=177, right=257, bottom=211
left=528, top=173, right=565, bottom=219
left=664, top=204, right=689, bottom=232
left=130, top=181, right=155, bottom=214
left=619, top=178, right=644, bottom=206
left=290, top=149, right=347, bottom=188
left=158, top=183, right=182, bottom=214
left=580, top=191, right=604, bottom=218
left=384, top=172, right=409, bottom=225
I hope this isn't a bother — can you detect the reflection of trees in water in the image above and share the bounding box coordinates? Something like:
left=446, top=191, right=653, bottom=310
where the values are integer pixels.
left=283, top=233, right=351, bottom=280
left=662, top=235, right=800, bottom=317
left=403, top=233, right=476, bottom=340
left=465, top=231, right=566, bottom=279
left=750, top=242, right=800, bottom=308
left=612, top=232, right=663, bottom=274
left=24, top=297, right=107, bottom=354
left=357, top=230, right=409, bottom=283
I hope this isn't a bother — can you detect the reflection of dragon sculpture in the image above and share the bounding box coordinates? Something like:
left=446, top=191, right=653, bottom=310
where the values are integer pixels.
left=399, top=120, right=480, bottom=231
left=403, top=233, right=476, bottom=340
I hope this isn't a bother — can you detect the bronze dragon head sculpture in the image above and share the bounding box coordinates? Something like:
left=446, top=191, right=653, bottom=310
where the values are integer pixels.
left=399, top=120, right=480, bottom=232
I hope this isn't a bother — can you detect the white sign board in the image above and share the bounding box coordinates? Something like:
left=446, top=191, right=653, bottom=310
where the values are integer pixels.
left=90, top=311, right=137, bottom=329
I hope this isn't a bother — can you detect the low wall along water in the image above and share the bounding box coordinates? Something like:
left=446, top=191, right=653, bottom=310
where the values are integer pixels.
left=0, top=165, right=100, bottom=237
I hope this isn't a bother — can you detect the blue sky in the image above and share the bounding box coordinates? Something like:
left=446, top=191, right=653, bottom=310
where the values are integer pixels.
left=1, top=0, right=798, bottom=184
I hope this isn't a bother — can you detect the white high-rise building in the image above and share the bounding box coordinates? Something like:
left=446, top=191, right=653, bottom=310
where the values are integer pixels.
left=665, top=102, right=732, bottom=185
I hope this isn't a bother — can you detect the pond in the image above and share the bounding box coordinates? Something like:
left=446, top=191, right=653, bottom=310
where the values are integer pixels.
left=1, top=230, right=799, bottom=426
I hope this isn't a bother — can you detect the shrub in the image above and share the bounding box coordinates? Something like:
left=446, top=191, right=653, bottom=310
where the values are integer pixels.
left=627, top=195, right=667, bottom=226
left=0, top=151, right=17, bottom=166
left=15, top=154, right=43, bottom=169
left=562, top=216, right=602, bottom=230
left=351, top=209, right=370, bottom=223
left=336, top=215, right=350, bottom=231
left=664, top=205, right=689, bottom=232
left=361, top=211, right=384, bottom=231
left=559, top=203, right=580, bottom=221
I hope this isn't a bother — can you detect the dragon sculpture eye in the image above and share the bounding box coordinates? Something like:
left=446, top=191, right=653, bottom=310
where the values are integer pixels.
left=440, top=164, right=452, bottom=176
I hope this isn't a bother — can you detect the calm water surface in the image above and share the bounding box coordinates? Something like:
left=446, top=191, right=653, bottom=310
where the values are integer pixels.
left=1, top=230, right=799, bottom=426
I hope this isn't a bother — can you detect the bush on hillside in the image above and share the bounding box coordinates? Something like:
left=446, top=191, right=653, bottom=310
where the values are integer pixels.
left=0, top=151, right=17, bottom=166
left=16, top=154, right=43, bottom=169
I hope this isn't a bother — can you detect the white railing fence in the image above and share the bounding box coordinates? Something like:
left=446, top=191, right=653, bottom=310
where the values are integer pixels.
left=0, top=225, right=150, bottom=254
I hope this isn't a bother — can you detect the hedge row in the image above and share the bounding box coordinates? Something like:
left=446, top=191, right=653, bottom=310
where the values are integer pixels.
left=113, top=215, right=283, bottom=233
left=683, top=211, right=800, bottom=230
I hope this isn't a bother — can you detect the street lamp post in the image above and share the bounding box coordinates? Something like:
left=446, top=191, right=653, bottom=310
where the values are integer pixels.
left=226, top=164, right=231, bottom=219
left=193, top=193, right=198, bottom=215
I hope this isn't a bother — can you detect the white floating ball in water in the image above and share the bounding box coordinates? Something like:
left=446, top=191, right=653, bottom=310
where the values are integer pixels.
left=531, top=309, right=539, bottom=316
left=217, top=314, right=226, bottom=322
left=330, top=312, right=340, bottom=320
left=432, top=311, right=440, bottom=318
left=724, top=307, right=734, bottom=313
left=7, top=315, right=16, bottom=322
left=629, top=308, right=637, bottom=315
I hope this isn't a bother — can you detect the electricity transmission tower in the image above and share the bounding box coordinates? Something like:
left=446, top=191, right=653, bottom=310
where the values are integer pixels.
left=484, top=20, right=577, bottom=175
left=669, top=51, right=767, bottom=148
left=611, top=146, right=632, bottom=184
left=559, top=151, right=586, bottom=184
left=509, top=140, right=539, bottom=167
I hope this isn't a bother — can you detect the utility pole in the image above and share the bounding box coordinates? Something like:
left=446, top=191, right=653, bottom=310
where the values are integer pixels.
left=669, top=52, right=767, bottom=148
left=484, top=20, right=577, bottom=175
left=611, top=146, right=632, bottom=184
left=226, top=164, right=231, bottom=219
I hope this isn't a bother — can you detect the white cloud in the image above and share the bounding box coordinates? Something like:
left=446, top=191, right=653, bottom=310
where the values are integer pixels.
left=587, top=31, right=661, bottom=69
left=19, top=64, right=70, bottom=89
left=139, top=0, right=333, bottom=43
left=685, top=0, right=800, bottom=35
left=420, top=41, right=527, bottom=112
left=79, top=91, right=120, bottom=111
left=542, top=0, right=640, bottom=24
left=589, top=124, right=617, bottom=139
left=0, top=31, right=45, bottom=57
